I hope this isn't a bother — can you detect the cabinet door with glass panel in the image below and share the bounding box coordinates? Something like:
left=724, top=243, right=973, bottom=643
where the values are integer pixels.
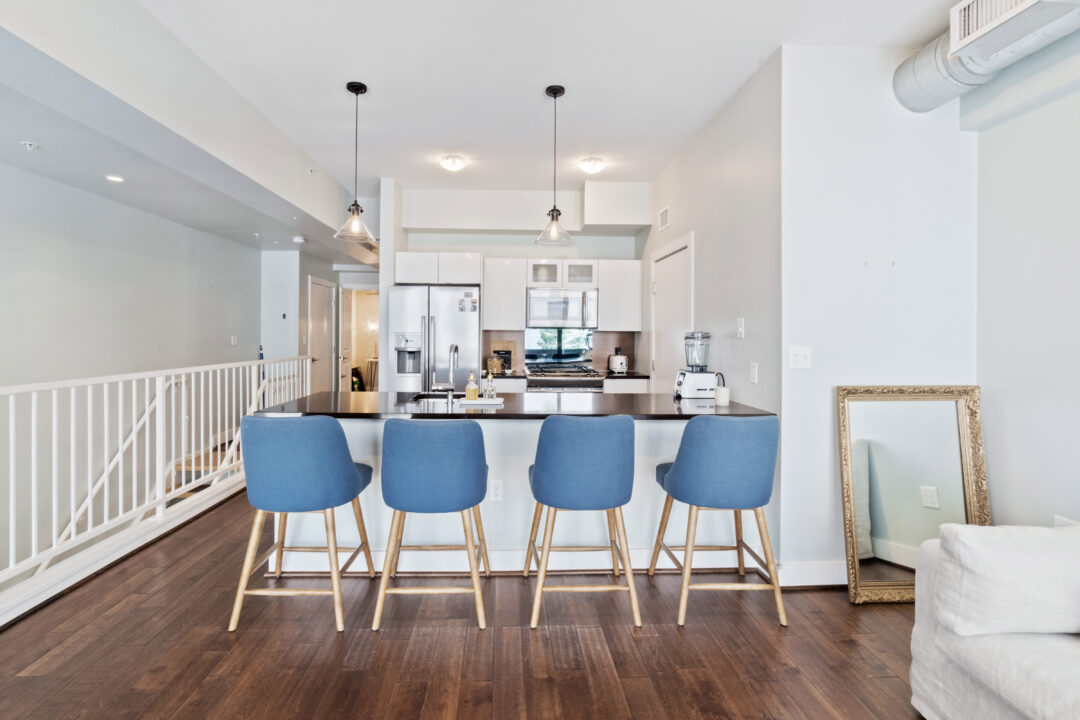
left=526, top=258, right=563, bottom=288
left=563, top=259, right=598, bottom=288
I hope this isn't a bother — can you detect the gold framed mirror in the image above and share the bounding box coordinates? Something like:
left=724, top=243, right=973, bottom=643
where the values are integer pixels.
left=837, top=386, right=990, bottom=603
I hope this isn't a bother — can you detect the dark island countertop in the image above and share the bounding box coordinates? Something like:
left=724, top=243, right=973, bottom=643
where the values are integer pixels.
left=258, top=392, right=772, bottom=420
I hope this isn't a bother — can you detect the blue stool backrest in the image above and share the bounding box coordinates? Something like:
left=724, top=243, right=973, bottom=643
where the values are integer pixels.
left=381, top=419, right=487, bottom=513
left=240, top=415, right=363, bottom=512
left=664, top=415, right=779, bottom=509
left=532, top=415, right=635, bottom=510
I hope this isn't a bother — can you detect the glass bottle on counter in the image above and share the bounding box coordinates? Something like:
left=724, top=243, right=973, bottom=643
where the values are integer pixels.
left=484, top=370, right=496, bottom=399
left=465, top=370, right=479, bottom=401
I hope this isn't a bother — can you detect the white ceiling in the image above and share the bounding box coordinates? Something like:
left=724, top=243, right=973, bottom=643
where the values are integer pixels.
left=137, top=0, right=953, bottom=195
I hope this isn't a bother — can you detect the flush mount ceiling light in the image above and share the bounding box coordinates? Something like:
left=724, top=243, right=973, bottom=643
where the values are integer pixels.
left=105, top=175, right=125, bottom=183
left=536, top=85, right=572, bottom=247
left=333, top=81, right=377, bottom=247
left=439, top=154, right=467, bottom=172
left=579, top=157, right=605, bottom=174
left=292, top=235, right=306, bottom=244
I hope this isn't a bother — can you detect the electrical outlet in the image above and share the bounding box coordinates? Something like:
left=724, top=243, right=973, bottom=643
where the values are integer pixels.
left=489, top=479, right=503, bottom=502
left=1054, top=514, right=1078, bottom=527
left=789, top=345, right=812, bottom=369
left=736, top=317, right=745, bottom=339
left=749, top=362, right=759, bottom=384
left=920, top=485, right=941, bottom=510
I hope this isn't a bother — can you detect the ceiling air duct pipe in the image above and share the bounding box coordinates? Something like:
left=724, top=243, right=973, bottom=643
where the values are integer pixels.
left=894, top=4, right=1080, bottom=113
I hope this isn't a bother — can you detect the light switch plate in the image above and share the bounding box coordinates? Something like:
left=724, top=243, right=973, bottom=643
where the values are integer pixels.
left=489, top=479, right=503, bottom=502
left=749, top=362, right=759, bottom=384
left=920, top=485, right=941, bottom=510
left=230, top=335, right=238, bottom=346
left=789, top=345, right=812, bottom=369
left=736, top=317, right=745, bottom=339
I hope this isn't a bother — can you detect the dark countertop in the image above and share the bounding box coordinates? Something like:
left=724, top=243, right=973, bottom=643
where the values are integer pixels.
left=258, top=392, right=771, bottom=420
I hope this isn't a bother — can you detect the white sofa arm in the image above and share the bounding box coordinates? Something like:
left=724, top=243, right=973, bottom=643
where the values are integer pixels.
left=914, top=538, right=941, bottom=632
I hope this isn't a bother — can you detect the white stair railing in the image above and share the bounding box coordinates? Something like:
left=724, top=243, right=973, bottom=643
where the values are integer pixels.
left=0, top=356, right=311, bottom=626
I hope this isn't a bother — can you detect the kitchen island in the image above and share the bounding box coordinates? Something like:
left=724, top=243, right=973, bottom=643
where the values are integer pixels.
left=257, top=392, right=774, bottom=575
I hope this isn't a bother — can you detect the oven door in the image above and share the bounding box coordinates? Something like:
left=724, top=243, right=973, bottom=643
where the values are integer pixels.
left=526, top=289, right=598, bottom=329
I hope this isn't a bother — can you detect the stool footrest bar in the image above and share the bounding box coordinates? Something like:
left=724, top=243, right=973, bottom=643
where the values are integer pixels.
left=244, top=588, right=333, bottom=596
left=543, top=584, right=630, bottom=593
left=385, top=586, right=476, bottom=595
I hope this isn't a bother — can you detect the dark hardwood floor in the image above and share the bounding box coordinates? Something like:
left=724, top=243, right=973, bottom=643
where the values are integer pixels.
left=0, top=494, right=919, bottom=719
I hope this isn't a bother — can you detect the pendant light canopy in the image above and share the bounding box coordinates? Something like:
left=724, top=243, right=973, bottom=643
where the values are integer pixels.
left=334, top=81, right=376, bottom=246
left=536, top=85, right=572, bottom=247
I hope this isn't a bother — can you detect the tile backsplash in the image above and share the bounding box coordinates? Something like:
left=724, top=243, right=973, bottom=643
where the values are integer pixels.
left=481, top=331, right=638, bottom=373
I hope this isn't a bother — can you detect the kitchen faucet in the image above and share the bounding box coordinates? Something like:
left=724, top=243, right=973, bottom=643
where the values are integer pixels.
left=432, top=343, right=459, bottom=392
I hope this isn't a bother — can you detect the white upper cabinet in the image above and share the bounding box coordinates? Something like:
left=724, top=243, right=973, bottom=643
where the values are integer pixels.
left=396, top=251, right=481, bottom=284
left=482, top=258, right=526, bottom=331
left=563, top=260, right=598, bottom=288
left=438, top=252, right=483, bottom=284
left=395, top=251, right=439, bottom=284
left=598, top=259, right=643, bottom=331
left=526, top=258, right=562, bottom=288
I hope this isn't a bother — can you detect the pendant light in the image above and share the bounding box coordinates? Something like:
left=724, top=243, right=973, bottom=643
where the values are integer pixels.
left=334, top=81, right=376, bottom=245
left=536, top=85, right=573, bottom=247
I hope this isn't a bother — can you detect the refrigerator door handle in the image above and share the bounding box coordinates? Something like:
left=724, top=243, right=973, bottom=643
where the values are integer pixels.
left=581, top=291, right=588, bottom=328
left=429, top=315, right=436, bottom=389
left=420, top=315, right=428, bottom=392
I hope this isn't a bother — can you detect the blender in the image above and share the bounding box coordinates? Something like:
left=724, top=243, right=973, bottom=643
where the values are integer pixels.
left=673, top=331, right=721, bottom=399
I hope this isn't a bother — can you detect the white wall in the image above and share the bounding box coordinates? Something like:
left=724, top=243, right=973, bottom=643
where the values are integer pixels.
left=640, top=51, right=784, bottom=546
left=0, top=162, right=260, bottom=385
left=778, top=46, right=978, bottom=581
left=966, top=42, right=1080, bottom=526
left=405, top=231, right=638, bottom=259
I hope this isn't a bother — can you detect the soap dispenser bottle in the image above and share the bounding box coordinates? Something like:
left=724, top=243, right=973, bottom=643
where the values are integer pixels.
left=465, top=370, right=479, bottom=401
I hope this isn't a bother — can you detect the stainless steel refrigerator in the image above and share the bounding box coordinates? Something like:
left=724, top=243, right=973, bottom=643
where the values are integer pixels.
left=388, top=285, right=481, bottom=394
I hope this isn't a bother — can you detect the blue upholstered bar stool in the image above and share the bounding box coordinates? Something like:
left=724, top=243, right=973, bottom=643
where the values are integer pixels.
left=230, top=415, right=375, bottom=632
left=527, top=415, right=641, bottom=628
left=372, top=419, right=489, bottom=630
left=648, top=415, right=786, bottom=626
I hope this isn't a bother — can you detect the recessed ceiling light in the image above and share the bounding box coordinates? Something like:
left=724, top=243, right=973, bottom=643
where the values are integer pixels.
left=578, top=157, right=605, bottom=174
left=292, top=235, right=306, bottom=244
left=440, top=155, right=467, bottom=172
left=21, top=140, right=39, bottom=151
left=272, top=240, right=281, bottom=245
left=105, top=175, right=125, bottom=183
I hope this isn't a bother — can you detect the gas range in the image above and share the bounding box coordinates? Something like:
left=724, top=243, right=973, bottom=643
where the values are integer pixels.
left=524, top=363, right=605, bottom=392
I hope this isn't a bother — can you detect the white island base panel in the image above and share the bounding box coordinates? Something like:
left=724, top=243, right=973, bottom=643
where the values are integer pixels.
left=269, top=419, right=771, bottom=577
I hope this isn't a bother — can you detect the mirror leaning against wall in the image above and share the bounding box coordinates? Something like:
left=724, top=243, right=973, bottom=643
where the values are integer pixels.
left=836, top=386, right=991, bottom=604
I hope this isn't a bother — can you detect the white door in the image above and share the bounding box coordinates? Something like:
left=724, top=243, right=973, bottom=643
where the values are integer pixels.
left=309, top=279, right=335, bottom=394
left=339, top=288, right=353, bottom=392
left=651, top=234, right=693, bottom=394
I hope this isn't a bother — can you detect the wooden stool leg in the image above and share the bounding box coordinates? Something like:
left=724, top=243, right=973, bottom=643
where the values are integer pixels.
left=529, top=507, right=557, bottom=629
left=372, top=509, right=404, bottom=631
left=523, top=501, right=543, bottom=577
left=754, top=507, right=787, bottom=627
left=462, top=508, right=487, bottom=629
left=734, top=510, right=745, bottom=577
left=677, top=505, right=700, bottom=626
left=471, top=505, right=492, bottom=578
left=352, top=498, right=375, bottom=578
left=606, top=510, right=621, bottom=577
left=274, top=512, right=288, bottom=577
left=390, top=511, right=406, bottom=577
left=324, top=508, right=345, bottom=632
left=648, top=494, right=674, bottom=576
left=229, top=509, right=266, bottom=631
left=614, top=507, right=642, bottom=627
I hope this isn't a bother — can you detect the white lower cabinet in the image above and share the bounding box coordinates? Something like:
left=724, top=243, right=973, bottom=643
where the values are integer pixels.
left=493, top=377, right=527, bottom=394
left=603, top=378, right=649, bottom=394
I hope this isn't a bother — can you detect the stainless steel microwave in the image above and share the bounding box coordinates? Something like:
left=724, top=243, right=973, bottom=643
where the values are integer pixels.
left=526, top=288, right=598, bottom=329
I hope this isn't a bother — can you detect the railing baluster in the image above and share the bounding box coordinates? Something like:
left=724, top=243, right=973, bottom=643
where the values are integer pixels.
left=102, top=384, right=109, bottom=523
left=69, top=387, right=76, bottom=539
left=86, top=385, right=93, bottom=531
left=216, top=369, right=222, bottom=471
left=170, top=375, right=176, bottom=493
left=118, top=382, right=124, bottom=514
left=51, top=389, right=58, bottom=547
left=9, top=395, right=16, bottom=567
left=155, top=376, right=165, bottom=519
left=131, top=380, right=138, bottom=507
left=181, top=374, right=187, bottom=492
left=31, top=392, right=39, bottom=557
left=200, top=371, right=206, bottom=479
left=144, top=377, right=150, bottom=504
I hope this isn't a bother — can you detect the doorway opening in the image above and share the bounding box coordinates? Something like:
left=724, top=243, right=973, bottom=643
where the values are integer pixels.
left=341, top=288, right=379, bottom=391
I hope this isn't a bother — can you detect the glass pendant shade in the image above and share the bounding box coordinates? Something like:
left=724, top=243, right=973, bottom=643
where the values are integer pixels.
left=536, top=207, right=573, bottom=247
left=334, top=202, right=375, bottom=244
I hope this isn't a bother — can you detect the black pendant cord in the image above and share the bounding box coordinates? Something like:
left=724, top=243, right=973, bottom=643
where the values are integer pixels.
left=353, top=91, right=359, bottom=204
left=552, top=93, right=557, bottom=210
